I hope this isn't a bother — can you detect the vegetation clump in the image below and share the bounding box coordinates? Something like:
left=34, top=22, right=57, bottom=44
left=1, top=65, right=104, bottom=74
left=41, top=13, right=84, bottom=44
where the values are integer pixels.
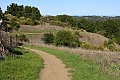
left=43, top=30, right=80, bottom=48
left=0, top=6, right=29, bottom=60
left=103, top=40, right=116, bottom=51
left=42, top=33, right=54, bottom=44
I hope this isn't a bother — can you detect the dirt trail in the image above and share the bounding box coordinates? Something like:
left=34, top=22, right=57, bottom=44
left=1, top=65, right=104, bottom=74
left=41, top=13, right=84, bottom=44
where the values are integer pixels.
left=25, top=47, right=71, bottom=80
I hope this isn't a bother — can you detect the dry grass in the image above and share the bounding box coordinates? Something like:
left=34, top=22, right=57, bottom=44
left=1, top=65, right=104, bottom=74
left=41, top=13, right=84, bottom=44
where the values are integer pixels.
left=19, top=23, right=65, bottom=33
left=79, top=32, right=109, bottom=46
left=18, top=23, right=113, bottom=47
left=21, top=24, right=120, bottom=62
left=19, top=24, right=120, bottom=78
left=27, top=34, right=120, bottom=77
left=23, top=24, right=120, bottom=69
left=29, top=43, right=120, bottom=78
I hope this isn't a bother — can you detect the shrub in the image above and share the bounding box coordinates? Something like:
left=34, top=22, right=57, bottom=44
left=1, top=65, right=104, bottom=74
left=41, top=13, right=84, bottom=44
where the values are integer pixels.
left=26, top=18, right=34, bottom=25
left=49, top=20, right=68, bottom=27
left=114, top=31, right=120, bottom=44
left=42, top=30, right=81, bottom=48
left=98, top=46, right=104, bottom=50
left=43, top=33, right=54, bottom=44
left=103, top=40, right=115, bottom=51
left=18, top=17, right=27, bottom=25
left=80, top=42, right=92, bottom=49
left=5, top=14, right=20, bottom=31
left=18, top=17, right=42, bottom=26
left=5, top=14, right=18, bottom=21
left=70, top=41, right=79, bottom=48
left=16, top=34, right=29, bottom=43
left=54, top=30, right=80, bottom=47
left=96, top=30, right=106, bottom=36
left=54, top=30, right=73, bottom=46
left=39, top=20, right=45, bottom=25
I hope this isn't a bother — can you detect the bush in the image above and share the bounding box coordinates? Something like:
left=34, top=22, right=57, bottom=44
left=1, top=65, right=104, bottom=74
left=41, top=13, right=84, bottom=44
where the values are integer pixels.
left=114, top=31, right=120, bottom=44
left=18, top=17, right=42, bottom=26
left=54, top=30, right=72, bottom=46
left=43, top=33, right=54, bottom=44
left=5, top=14, right=20, bottom=31
left=18, top=17, right=27, bottom=25
left=54, top=30, right=80, bottom=47
left=49, top=20, right=68, bottom=27
left=16, top=34, right=29, bottom=43
left=5, top=14, right=18, bottom=21
left=70, top=41, right=79, bottom=48
left=26, top=18, right=34, bottom=25
left=103, top=40, right=115, bottom=51
left=42, top=30, right=80, bottom=48
left=39, top=20, right=45, bottom=25
left=80, top=42, right=92, bottom=49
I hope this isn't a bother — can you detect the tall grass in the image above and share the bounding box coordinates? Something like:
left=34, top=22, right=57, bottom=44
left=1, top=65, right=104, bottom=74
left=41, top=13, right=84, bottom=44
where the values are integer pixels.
left=0, top=48, right=43, bottom=80
left=25, top=45, right=120, bottom=80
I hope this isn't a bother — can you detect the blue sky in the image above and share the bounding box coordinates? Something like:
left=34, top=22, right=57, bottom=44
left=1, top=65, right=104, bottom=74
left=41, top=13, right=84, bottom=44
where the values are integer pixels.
left=0, top=0, right=120, bottom=16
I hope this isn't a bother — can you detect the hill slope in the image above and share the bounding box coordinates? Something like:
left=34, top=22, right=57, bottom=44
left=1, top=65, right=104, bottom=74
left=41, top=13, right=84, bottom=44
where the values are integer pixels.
left=19, top=24, right=109, bottom=46
left=79, top=32, right=108, bottom=46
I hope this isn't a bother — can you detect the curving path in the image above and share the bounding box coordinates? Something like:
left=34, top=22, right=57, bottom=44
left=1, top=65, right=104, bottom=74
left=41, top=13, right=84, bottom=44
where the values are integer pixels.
left=25, top=47, right=71, bottom=80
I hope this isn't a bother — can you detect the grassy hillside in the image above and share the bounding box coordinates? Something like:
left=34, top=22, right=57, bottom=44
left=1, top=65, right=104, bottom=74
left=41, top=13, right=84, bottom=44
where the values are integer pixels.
left=1, top=3, right=120, bottom=80
left=25, top=45, right=120, bottom=80
left=15, top=24, right=120, bottom=80
left=79, top=32, right=109, bottom=46
left=18, top=24, right=65, bottom=33
left=18, top=24, right=111, bottom=47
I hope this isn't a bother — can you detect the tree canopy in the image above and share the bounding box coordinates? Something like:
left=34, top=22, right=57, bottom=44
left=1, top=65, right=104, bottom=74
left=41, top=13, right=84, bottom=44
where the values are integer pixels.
left=0, top=7, right=3, bottom=19
left=5, top=3, right=41, bottom=20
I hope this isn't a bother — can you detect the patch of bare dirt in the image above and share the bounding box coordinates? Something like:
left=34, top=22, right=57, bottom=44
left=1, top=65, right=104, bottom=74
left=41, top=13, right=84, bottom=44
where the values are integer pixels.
left=25, top=47, right=71, bottom=80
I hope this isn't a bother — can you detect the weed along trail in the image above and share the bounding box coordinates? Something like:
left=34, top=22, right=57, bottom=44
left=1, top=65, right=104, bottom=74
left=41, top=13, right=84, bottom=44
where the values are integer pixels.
left=25, top=47, right=71, bottom=80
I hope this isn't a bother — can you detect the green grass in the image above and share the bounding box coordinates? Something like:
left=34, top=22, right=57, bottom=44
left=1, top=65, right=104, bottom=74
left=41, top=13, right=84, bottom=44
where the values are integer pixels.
left=25, top=45, right=120, bottom=80
left=0, top=47, right=43, bottom=80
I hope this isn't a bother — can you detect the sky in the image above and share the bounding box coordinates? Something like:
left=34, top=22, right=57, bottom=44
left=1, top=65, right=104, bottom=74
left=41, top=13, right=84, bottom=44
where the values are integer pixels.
left=0, top=0, right=120, bottom=16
